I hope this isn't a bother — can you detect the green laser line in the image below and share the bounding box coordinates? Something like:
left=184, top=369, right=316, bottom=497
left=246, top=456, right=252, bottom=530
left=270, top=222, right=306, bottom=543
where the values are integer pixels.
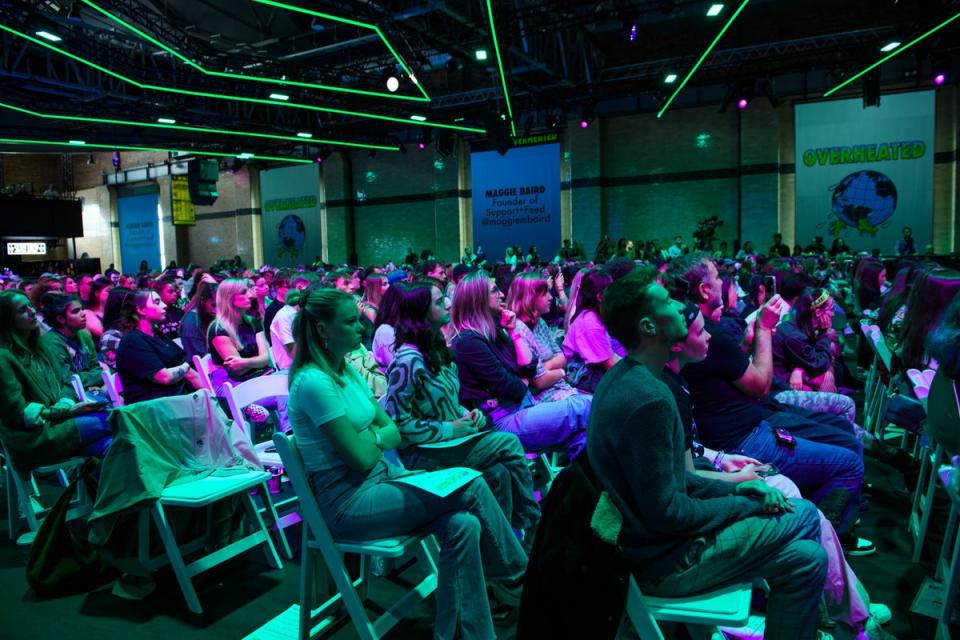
left=824, top=11, right=960, bottom=97
left=0, top=101, right=398, bottom=151
left=249, top=0, right=430, bottom=102
left=0, top=24, right=485, bottom=133
left=81, top=0, right=429, bottom=103
left=657, top=0, right=751, bottom=119
left=484, top=0, right=516, bottom=136
left=0, top=137, right=314, bottom=163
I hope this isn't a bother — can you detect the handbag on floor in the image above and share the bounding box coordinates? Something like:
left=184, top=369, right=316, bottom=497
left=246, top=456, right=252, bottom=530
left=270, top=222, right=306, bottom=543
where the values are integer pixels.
left=25, top=458, right=118, bottom=597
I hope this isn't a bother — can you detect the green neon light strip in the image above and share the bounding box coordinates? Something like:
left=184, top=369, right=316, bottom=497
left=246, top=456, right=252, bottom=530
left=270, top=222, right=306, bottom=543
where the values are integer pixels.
left=0, top=24, right=484, bottom=134
left=0, top=101, right=397, bottom=151
left=824, top=11, right=960, bottom=97
left=0, top=137, right=314, bottom=163
left=657, top=0, right=751, bottom=119
left=484, top=0, right=516, bottom=137
left=81, top=0, right=429, bottom=103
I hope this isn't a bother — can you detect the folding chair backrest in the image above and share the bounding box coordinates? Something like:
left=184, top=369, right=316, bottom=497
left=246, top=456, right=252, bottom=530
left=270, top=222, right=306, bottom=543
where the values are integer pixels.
left=193, top=354, right=215, bottom=393
left=907, top=369, right=931, bottom=399
left=70, top=374, right=86, bottom=402
left=102, top=370, right=124, bottom=406
left=271, top=433, right=341, bottom=560
left=223, top=373, right=289, bottom=437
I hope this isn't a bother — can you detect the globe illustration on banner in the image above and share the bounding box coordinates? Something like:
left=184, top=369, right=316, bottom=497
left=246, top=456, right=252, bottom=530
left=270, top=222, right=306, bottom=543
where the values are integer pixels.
left=278, top=214, right=306, bottom=257
left=829, top=170, right=898, bottom=236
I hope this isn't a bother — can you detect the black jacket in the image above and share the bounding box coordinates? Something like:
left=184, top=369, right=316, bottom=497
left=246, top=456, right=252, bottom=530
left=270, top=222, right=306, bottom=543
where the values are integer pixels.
left=517, top=454, right=629, bottom=639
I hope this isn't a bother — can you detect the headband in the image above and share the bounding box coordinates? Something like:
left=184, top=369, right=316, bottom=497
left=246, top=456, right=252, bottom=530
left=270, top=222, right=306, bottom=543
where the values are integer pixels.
left=682, top=301, right=700, bottom=329
left=811, top=290, right=831, bottom=310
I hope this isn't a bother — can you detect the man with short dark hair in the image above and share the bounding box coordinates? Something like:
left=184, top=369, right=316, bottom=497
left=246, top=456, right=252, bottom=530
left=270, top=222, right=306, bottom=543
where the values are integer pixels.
left=769, top=232, right=791, bottom=258
left=896, top=226, right=916, bottom=256
left=589, top=268, right=827, bottom=639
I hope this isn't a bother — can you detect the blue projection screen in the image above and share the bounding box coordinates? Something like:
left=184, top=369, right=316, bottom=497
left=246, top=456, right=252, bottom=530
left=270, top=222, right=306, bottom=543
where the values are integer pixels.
left=471, top=143, right=561, bottom=262
left=117, top=192, right=160, bottom=275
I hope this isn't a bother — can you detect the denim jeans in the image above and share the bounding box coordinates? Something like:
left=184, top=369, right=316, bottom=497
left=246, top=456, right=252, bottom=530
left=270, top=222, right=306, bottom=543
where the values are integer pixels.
left=74, top=411, right=112, bottom=458
left=401, top=430, right=541, bottom=531
left=330, top=472, right=527, bottom=640
left=494, top=393, right=590, bottom=459
left=735, top=422, right=863, bottom=535
left=774, top=390, right=857, bottom=425
left=638, top=499, right=827, bottom=640
left=764, top=402, right=863, bottom=456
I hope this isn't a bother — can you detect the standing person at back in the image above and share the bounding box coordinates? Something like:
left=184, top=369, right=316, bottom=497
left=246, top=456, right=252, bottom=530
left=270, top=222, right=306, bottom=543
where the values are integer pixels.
left=588, top=268, right=828, bottom=640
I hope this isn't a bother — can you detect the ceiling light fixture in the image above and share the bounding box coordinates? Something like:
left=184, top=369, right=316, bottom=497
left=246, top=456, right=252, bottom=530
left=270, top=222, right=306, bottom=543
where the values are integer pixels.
left=0, top=101, right=398, bottom=151
left=707, top=4, right=724, bottom=17
left=269, top=93, right=289, bottom=101
left=935, top=73, right=946, bottom=86
left=410, top=114, right=428, bottom=121
left=824, top=11, right=960, bottom=97
left=475, top=49, right=488, bottom=61
left=34, top=30, right=62, bottom=42
left=80, top=0, right=430, bottom=102
left=386, top=76, right=399, bottom=92
left=665, top=73, right=677, bottom=83
left=484, top=0, right=516, bottom=136
left=157, top=117, right=176, bottom=124
left=657, top=0, right=750, bottom=118
left=880, top=41, right=901, bottom=52
left=0, top=137, right=313, bottom=164
left=0, top=25, right=484, bottom=134
left=296, top=132, right=313, bottom=138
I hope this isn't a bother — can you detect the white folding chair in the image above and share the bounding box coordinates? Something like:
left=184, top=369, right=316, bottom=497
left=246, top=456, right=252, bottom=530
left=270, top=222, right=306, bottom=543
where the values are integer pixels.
left=136, top=469, right=283, bottom=614
left=2, top=443, right=90, bottom=542
left=626, top=576, right=753, bottom=640
left=908, top=369, right=932, bottom=400
left=172, top=337, right=183, bottom=349
left=909, top=442, right=945, bottom=563
left=272, top=432, right=439, bottom=640
left=192, top=354, right=215, bottom=394
left=222, top=374, right=294, bottom=558
left=102, top=369, right=124, bottom=406
left=70, top=373, right=86, bottom=402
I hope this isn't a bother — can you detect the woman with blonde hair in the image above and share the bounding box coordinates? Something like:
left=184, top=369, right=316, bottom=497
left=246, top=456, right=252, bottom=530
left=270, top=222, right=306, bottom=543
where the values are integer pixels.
left=506, top=273, right=579, bottom=401
left=451, top=271, right=589, bottom=458
left=286, top=287, right=526, bottom=638
left=207, top=278, right=271, bottom=395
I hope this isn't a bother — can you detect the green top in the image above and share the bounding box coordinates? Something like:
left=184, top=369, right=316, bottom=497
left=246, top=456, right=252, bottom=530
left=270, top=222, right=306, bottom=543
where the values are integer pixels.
left=0, top=346, right=82, bottom=471
left=41, top=328, right=102, bottom=389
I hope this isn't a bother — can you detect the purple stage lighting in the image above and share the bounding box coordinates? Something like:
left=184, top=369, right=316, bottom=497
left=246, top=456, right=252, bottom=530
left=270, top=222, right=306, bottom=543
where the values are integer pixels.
left=418, top=142, right=426, bottom=149
left=935, top=74, right=946, bottom=86
left=629, top=24, right=638, bottom=42
left=580, top=120, right=590, bottom=129
left=737, top=98, right=748, bottom=109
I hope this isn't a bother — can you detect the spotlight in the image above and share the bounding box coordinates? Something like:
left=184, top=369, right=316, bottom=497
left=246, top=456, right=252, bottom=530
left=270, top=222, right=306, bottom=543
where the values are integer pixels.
left=386, top=76, right=399, bottom=92
left=579, top=103, right=595, bottom=129
left=628, top=24, right=638, bottom=42
left=935, top=73, right=946, bottom=86
left=475, top=49, right=488, bottom=61
left=737, top=98, right=749, bottom=110
left=112, top=150, right=120, bottom=169
left=418, top=130, right=432, bottom=150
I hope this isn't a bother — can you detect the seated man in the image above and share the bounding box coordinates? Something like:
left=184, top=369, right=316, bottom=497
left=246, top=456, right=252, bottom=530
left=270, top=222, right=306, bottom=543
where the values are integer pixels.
left=665, top=253, right=871, bottom=555
left=588, top=268, right=827, bottom=640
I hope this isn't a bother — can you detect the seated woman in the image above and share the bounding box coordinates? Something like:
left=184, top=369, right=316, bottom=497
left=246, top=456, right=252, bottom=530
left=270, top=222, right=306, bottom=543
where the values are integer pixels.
left=83, top=276, right=113, bottom=341
left=116, top=289, right=203, bottom=404
left=450, top=271, right=590, bottom=459
left=926, top=291, right=960, bottom=456
left=179, top=279, right=218, bottom=361
left=207, top=278, right=272, bottom=395
left=665, top=303, right=889, bottom=634
left=562, top=269, right=618, bottom=393
left=773, top=288, right=842, bottom=393
left=39, top=293, right=104, bottom=390
left=286, top=287, right=526, bottom=637
left=98, top=287, right=132, bottom=369
left=897, top=268, right=960, bottom=373
left=0, top=290, right=112, bottom=472
left=153, top=276, right=184, bottom=341
left=382, top=282, right=540, bottom=536
left=506, top=273, right=579, bottom=402
left=359, top=272, right=388, bottom=349
left=371, top=284, right=402, bottom=370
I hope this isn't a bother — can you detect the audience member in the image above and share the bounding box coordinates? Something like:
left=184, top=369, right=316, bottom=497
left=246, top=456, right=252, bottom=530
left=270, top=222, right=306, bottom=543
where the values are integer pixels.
left=40, top=293, right=103, bottom=389
left=179, top=279, right=218, bottom=361
left=83, top=276, right=113, bottom=340
left=207, top=278, right=271, bottom=394
left=563, top=269, right=619, bottom=392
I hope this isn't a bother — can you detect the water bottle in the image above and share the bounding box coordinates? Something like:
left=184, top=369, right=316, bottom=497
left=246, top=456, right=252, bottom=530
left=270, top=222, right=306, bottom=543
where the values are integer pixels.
left=268, top=466, right=282, bottom=495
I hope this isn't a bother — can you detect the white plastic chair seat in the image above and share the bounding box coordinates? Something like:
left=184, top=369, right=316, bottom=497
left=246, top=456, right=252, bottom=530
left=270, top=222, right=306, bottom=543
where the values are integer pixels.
left=627, top=576, right=752, bottom=640
left=331, top=534, right=425, bottom=558
left=254, top=441, right=283, bottom=467
left=160, top=470, right=271, bottom=506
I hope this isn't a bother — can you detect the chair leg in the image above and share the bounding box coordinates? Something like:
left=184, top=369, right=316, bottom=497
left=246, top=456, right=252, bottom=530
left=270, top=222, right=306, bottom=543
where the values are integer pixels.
left=299, top=538, right=313, bottom=640
left=241, top=487, right=283, bottom=570
left=626, top=578, right=667, bottom=640
left=150, top=503, right=204, bottom=615
left=6, top=465, right=18, bottom=540
left=259, top=483, right=293, bottom=560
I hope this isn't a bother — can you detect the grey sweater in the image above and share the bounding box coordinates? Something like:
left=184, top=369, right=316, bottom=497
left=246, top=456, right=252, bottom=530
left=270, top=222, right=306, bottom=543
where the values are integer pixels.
left=587, top=357, right=765, bottom=577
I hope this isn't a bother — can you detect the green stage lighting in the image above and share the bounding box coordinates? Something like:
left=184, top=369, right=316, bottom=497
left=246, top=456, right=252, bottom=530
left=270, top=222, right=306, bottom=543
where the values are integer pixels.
left=80, top=0, right=430, bottom=102
left=484, top=0, right=517, bottom=137
left=657, top=0, right=751, bottom=119
left=0, top=101, right=399, bottom=151
left=0, top=137, right=314, bottom=164
left=0, top=24, right=485, bottom=134
left=824, top=12, right=960, bottom=97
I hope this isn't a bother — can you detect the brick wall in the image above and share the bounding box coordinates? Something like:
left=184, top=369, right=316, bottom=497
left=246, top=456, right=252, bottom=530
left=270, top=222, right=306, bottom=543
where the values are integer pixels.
left=2, top=153, right=63, bottom=194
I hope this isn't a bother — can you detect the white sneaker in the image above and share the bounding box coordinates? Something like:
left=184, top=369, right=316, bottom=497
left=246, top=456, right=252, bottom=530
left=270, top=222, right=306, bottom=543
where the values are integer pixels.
left=869, top=602, right=892, bottom=625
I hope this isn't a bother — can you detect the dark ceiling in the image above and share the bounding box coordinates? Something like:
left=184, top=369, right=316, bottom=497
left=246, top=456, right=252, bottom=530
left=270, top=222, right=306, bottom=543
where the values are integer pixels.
left=0, top=0, right=958, bottom=162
